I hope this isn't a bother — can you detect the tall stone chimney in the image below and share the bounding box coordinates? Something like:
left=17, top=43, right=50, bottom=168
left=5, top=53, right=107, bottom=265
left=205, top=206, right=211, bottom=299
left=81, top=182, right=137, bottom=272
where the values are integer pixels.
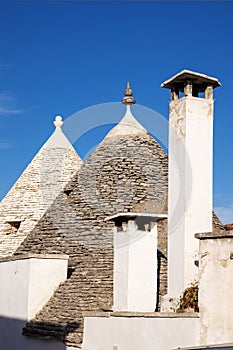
left=161, top=70, right=221, bottom=297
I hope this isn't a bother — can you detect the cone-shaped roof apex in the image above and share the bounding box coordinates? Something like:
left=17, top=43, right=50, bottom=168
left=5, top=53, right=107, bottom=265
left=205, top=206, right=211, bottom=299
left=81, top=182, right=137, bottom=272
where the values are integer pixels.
left=44, top=115, right=80, bottom=150
left=105, top=83, right=147, bottom=139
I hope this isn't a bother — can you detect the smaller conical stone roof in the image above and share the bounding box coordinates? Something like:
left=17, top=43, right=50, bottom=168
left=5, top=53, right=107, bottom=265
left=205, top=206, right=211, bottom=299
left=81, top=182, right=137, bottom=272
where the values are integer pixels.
left=0, top=115, right=82, bottom=257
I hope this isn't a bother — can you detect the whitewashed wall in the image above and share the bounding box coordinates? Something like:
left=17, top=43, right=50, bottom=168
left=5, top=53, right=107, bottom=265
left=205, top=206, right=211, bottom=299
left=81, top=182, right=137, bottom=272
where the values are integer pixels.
left=0, top=323, right=65, bottom=350
left=82, top=314, right=200, bottom=350
left=0, top=255, right=68, bottom=350
left=198, top=235, right=233, bottom=345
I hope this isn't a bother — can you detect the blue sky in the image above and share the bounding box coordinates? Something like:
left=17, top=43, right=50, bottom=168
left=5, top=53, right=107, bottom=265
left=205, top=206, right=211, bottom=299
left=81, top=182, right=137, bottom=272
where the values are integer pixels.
left=0, top=1, right=232, bottom=223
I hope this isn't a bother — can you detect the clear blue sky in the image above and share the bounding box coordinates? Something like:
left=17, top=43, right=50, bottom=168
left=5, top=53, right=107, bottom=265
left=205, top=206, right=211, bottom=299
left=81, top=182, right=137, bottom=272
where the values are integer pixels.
left=0, top=1, right=232, bottom=223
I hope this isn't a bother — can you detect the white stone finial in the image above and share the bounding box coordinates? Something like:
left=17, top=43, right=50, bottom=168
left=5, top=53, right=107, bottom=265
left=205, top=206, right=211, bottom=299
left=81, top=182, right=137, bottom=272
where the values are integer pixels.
left=53, top=115, right=64, bottom=128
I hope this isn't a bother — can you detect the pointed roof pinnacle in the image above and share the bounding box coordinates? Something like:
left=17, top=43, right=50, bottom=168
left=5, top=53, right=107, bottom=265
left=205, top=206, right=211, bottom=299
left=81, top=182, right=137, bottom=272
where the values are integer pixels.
left=105, top=83, right=146, bottom=139
left=121, top=82, right=136, bottom=105
left=53, top=115, right=64, bottom=128
left=44, top=115, right=73, bottom=149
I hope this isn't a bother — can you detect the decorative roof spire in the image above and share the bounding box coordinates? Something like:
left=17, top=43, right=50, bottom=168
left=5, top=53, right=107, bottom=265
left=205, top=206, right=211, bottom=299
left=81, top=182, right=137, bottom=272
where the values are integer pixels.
left=53, top=115, right=64, bottom=128
left=121, top=82, right=136, bottom=105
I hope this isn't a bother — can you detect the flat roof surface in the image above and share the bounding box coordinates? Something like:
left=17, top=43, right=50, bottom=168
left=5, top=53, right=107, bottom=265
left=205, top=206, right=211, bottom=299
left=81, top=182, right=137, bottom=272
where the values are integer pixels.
left=195, top=231, right=233, bottom=239
left=83, top=311, right=199, bottom=318
left=176, top=342, right=233, bottom=350
left=0, top=253, right=69, bottom=263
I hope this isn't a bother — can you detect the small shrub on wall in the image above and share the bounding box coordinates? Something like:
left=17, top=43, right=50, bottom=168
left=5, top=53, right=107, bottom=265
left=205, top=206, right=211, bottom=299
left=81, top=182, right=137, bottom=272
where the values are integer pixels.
left=177, top=283, right=199, bottom=312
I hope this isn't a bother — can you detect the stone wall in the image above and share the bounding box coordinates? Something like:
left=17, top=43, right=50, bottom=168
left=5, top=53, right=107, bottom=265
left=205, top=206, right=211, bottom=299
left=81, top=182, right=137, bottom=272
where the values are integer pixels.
left=157, top=218, right=168, bottom=310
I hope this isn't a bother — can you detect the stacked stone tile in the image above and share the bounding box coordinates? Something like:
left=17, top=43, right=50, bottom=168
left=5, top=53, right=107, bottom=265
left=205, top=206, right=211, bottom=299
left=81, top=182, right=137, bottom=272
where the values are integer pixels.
left=0, top=118, right=82, bottom=257
left=16, top=110, right=169, bottom=347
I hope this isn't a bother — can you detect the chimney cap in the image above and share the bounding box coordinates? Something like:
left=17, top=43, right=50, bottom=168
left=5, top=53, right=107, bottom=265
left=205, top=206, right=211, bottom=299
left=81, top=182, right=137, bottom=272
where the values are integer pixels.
left=161, top=69, right=221, bottom=91
left=105, top=212, right=167, bottom=222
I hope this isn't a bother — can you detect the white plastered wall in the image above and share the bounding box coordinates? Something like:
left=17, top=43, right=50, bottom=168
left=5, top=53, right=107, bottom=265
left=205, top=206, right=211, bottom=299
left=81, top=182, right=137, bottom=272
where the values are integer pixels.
left=199, top=237, right=233, bottom=345
left=82, top=315, right=200, bottom=350
left=0, top=255, right=68, bottom=350
left=0, top=255, right=68, bottom=320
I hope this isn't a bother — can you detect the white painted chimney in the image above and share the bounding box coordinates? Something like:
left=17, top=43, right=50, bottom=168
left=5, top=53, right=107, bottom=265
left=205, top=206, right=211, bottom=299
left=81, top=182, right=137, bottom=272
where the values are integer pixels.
left=105, top=212, right=167, bottom=312
left=161, top=70, right=221, bottom=297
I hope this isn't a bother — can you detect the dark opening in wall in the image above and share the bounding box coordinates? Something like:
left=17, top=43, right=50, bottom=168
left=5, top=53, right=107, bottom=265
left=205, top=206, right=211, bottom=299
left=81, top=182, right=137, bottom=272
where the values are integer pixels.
left=4, top=221, right=21, bottom=235
left=64, top=189, right=73, bottom=196
left=67, top=267, right=75, bottom=279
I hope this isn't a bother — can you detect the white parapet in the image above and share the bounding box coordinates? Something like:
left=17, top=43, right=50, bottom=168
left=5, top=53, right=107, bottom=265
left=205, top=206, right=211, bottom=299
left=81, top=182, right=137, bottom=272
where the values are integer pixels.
left=197, top=231, right=233, bottom=346
left=0, top=254, right=68, bottom=320
left=82, top=312, right=200, bottom=350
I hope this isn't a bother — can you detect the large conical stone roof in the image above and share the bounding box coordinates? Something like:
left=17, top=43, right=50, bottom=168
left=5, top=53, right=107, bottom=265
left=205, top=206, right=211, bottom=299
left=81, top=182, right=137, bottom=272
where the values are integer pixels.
left=16, top=105, right=168, bottom=251
left=78, top=119, right=167, bottom=218
left=17, top=101, right=168, bottom=347
left=0, top=116, right=82, bottom=257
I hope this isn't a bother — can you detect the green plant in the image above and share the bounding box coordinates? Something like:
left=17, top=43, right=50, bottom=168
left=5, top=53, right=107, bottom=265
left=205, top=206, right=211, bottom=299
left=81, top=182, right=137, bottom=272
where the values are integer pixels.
left=178, top=283, right=199, bottom=312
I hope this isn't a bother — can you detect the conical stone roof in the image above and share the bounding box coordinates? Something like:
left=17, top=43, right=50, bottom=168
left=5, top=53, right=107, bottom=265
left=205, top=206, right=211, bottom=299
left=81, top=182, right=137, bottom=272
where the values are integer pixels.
left=18, top=93, right=168, bottom=347
left=0, top=116, right=82, bottom=257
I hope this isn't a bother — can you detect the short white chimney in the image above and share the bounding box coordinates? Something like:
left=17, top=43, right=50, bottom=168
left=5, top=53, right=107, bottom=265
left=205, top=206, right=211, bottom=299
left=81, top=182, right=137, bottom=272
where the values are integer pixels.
left=161, top=70, right=221, bottom=297
left=105, top=213, right=167, bottom=312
